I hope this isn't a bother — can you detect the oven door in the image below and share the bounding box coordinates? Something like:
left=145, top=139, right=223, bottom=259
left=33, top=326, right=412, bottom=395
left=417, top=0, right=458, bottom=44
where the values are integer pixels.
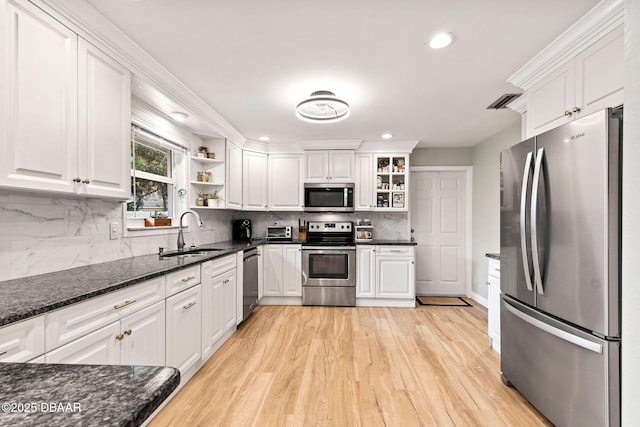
left=301, top=246, right=356, bottom=287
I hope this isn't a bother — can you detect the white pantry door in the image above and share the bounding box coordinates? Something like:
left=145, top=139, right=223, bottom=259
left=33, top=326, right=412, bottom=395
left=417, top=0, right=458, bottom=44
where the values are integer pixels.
left=411, top=170, right=467, bottom=296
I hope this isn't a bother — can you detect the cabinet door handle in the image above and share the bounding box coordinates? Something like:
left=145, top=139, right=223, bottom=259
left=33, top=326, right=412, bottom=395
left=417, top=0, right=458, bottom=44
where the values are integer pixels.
left=181, top=276, right=196, bottom=282
left=115, top=334, right=125, bottom=341
left=0, top=350, right=7, bottom=357
left=82, top=178, right=91, bottom=184
left=114, top=300, right=137, bottom=310
left=564, top=110, right=572, bottom=116
left=72, top=177, right=82, bottom=183
left=572, top=106, right=581, bottom=113
left=183, top=302, right=197, bottom=310
left=124, top=329, right=132, bottom=336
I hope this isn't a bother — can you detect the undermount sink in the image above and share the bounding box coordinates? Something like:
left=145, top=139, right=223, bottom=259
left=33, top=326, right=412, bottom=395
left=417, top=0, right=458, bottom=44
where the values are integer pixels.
left=160, top=247, right=225, bottom=258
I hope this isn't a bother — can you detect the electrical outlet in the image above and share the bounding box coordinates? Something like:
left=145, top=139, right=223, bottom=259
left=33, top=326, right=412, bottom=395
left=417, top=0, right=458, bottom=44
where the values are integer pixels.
left=110, top=222, right=119, bottom=240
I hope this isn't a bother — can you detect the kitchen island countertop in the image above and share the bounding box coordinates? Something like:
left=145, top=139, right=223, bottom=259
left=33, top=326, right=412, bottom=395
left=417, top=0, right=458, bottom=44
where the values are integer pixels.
left=0, top=363, right=179, bottom=426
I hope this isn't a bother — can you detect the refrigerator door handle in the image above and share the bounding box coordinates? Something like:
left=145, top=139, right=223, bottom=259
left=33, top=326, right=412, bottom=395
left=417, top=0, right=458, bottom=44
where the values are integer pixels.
left=520, top=151, right=534, bottom=291
left=531, top=147, right=545, bottom=295
left=504, top=300, right=603, bottom=354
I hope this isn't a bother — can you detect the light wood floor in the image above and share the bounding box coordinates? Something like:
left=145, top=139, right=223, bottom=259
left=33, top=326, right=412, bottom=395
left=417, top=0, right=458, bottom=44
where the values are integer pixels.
left=150, top=302, right=552, bottom=426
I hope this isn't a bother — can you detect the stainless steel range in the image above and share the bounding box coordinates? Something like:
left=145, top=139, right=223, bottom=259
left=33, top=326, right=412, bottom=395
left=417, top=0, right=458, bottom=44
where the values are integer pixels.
left=301, top=221, right=356, bottom=307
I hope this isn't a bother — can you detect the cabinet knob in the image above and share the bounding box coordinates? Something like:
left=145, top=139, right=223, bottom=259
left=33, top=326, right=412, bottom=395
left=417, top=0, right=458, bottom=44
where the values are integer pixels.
left=410, top=228, right=415, bottom=233
left=115, top=334, right=124, bottom=341
left=73, top=177, right=82, bottom=183
left=572, top=106, right=581, bottom=113
left=564, top=111, right=572, bottom=117
left=82, top=178, right=91, bottom=184
left=124, top=329, right=132, bottom=336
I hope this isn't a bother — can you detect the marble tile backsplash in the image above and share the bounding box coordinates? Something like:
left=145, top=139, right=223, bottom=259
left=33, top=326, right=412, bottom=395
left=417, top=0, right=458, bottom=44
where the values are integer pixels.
left=0, top=190, right=408, bottom=282
left=0, top=191, right=233, bottom=282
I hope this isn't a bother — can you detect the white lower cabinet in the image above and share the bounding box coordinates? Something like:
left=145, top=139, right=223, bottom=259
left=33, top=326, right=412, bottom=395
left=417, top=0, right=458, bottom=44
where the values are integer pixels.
left=356, top=246, right=376, bottom=298
left=45, top=301, right=166, bottom=366
left=166, top=284, right=201, bottom=375
left=46, top=321, right=120, bottom=365
left=262, top=244, right=302, bottom=298
left=201, top=255, right=237, bottom=359
left=120, top=301, right=165, bottom=366
left=356, top=245, right=415, bottom=307
left=0, top=316, right=45, bottom=363
left=487, top=257, right=501, bottom=353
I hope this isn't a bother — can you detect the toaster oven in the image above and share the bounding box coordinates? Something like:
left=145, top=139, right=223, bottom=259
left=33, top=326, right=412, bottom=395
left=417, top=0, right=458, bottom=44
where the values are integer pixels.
left=266, top=225, right=292, bottom=241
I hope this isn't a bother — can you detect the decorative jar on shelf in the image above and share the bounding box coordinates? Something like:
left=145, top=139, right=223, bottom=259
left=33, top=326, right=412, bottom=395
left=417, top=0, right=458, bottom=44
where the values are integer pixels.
left=207, top=198, right=219, bottom=208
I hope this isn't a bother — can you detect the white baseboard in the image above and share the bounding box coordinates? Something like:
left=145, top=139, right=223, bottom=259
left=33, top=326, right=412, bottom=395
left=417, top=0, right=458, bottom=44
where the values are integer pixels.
left=469, top=291, right=488, bottom=308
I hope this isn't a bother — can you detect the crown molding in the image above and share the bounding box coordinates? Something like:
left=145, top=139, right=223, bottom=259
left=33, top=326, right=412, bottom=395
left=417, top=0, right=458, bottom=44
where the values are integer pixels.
left=507, top=94, right=528, bottom=114
left=34, top=0, right=247, bottom=146
left=297, top=140, right=362, bottom=150
left=507, top=0, right=624, bottom=91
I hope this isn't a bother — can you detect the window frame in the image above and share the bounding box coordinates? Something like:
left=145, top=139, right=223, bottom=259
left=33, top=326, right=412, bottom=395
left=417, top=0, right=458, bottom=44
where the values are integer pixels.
left=124, top=125, right=188, bottom=234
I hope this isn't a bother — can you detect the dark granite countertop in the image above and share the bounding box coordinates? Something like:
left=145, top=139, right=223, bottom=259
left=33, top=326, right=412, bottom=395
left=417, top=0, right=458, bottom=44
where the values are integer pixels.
left=0, top=239, right=262, bottom=327
left=486, top=253, right=500, bottom=260
left=0, top=363, right=179, bottom=426
left=355, top=240, right=417, bottom=246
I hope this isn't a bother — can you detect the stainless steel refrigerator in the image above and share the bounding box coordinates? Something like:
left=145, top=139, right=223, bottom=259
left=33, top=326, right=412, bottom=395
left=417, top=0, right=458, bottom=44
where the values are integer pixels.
left=500, top=107, right=622, bottom=426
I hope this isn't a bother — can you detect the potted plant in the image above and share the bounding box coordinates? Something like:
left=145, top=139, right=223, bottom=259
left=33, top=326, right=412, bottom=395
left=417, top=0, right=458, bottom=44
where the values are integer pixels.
left=150, top=210, right=171, bottom=227
left=206, top=191, right=223, bottom=207
left=197, top=146, right=209, bottom=158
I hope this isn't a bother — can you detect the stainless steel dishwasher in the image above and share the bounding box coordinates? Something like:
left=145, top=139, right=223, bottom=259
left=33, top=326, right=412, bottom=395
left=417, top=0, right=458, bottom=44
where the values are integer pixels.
left=243, top=247, right=259, bottom=320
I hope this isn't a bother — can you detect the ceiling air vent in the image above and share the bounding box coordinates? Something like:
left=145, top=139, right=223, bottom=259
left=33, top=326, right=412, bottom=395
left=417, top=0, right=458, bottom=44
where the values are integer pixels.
left=487, top=93, right=521, bottom=109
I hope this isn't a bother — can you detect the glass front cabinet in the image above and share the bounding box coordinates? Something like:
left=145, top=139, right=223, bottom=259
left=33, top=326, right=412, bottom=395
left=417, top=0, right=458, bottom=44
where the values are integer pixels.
left=374, top=154, right=408, bottom=211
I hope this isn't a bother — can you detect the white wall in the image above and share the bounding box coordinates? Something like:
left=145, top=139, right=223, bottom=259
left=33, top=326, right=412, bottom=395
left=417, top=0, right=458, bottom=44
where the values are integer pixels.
left=470, top=122, right=521, bottom=299
left=622, top=0, right=640, bottom=423
left=411, top=147, right=473, bottom=166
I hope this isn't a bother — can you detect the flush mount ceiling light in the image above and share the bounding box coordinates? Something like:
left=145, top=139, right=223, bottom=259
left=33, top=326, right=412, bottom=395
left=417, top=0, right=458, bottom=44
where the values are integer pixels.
left=296, top=90, right=350, bottom=123
left=259, top=136, right=270, bottom=141
left=170, top=111, right=188, bottom=122
left=429, top=32, right=455, bottom=49
left=381, top=133, right=393, bottom=139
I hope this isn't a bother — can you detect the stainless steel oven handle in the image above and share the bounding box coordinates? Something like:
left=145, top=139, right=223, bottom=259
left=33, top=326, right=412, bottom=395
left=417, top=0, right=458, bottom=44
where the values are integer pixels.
left=302, top=271, right=308, bottom=286
left=301, top=246, right=356, bottom=251
left=531, top=147, right=545, bottom=296
left=520, top=151, right=534, bottom=292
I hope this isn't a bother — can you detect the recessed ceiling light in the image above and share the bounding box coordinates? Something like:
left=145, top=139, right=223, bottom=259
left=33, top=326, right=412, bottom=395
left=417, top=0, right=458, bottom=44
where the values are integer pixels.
left=429, top=32, right=455, bottom=49
left=259, top=136, right=270, bottom=141
left=381, top=133, right=393, bottom=139
left=170, top=111, right=188, bottom=122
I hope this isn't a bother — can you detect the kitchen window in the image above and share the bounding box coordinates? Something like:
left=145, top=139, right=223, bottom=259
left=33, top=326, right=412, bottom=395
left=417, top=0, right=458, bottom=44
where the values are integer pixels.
left=126, top=126, right=187, bottom=229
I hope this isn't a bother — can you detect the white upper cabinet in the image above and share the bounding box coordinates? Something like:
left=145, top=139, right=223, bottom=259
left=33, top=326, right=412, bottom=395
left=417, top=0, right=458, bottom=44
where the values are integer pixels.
left=354, top=153, right=374, bottom=211
left=225, top=141, right=243, bottom=209
left=1, top=0, right=78, bottom=195
left=242, top=150, right=268, bottom=211
left=0, top=0, right=131, bottom=199
left=268, top=153, right=303, bottom=211
left=77, top=39, right=131, bottom=199
left=525, top=25, right=623, bottom=137
left=304, top=150, right=354, bottom=182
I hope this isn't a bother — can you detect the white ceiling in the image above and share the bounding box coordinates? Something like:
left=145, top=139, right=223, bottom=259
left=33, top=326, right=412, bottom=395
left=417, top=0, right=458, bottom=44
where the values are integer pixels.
left=87, top=0, right=600, bottom=148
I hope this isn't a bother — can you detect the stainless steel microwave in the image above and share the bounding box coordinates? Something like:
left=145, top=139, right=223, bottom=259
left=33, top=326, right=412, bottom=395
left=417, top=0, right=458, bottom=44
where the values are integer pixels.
left=304, top=183, right=354, bottom=212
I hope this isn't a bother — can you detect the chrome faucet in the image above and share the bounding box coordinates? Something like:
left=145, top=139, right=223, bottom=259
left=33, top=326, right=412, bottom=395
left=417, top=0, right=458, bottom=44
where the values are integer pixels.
left=177, top=210, right=204, bottom=251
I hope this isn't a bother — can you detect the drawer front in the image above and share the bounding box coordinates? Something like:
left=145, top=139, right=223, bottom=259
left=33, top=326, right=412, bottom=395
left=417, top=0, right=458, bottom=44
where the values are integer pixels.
left=376, top=246, right=415, bottom=257
left=46, top=276, right=165, bottom=351
left=207, top=254, right=237, bottom=279
left=166, top=265, right=201, bottom=297
left=488, top=258, right=501, bottom=279
left=0, top=316, right=45, bottom=363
